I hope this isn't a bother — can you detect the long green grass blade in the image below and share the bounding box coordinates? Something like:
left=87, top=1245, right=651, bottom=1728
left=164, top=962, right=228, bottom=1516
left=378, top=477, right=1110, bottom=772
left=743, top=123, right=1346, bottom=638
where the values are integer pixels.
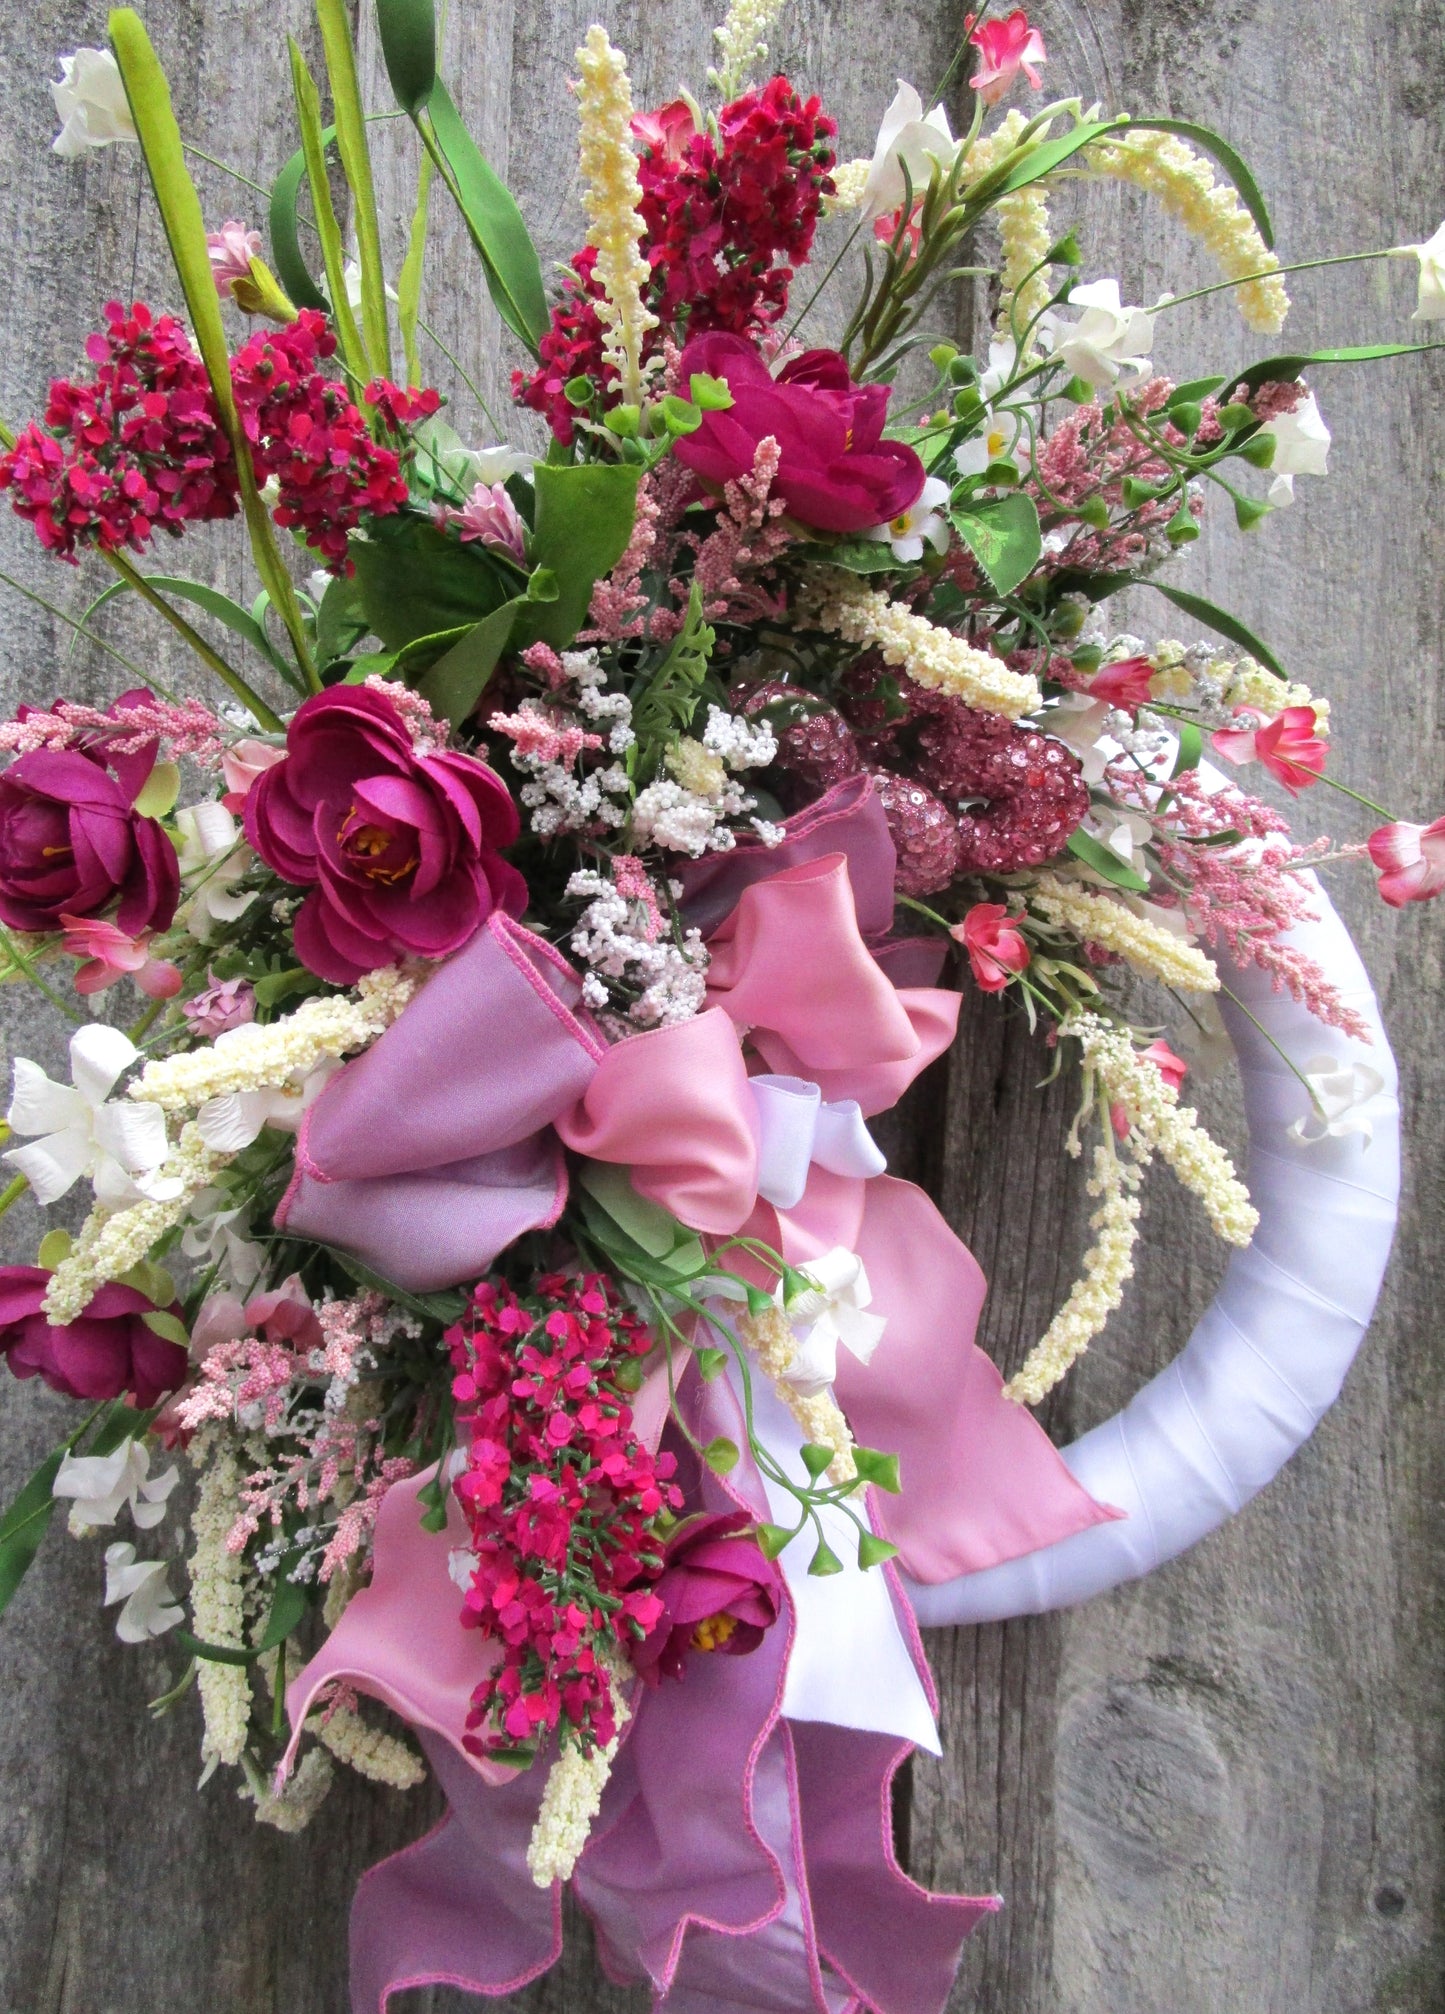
left=316, top=0, right=392, bottom=377
left=288, top=41, right=368, bottom=382
left=419, top=83, right=548, bottom=353
left=398, top=147, right=435, bottom=387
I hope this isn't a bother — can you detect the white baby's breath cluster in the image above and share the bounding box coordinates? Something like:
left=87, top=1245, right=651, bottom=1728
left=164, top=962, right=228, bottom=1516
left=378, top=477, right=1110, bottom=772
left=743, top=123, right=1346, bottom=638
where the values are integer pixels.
left=1028, top=872, right=1220, bottom=993
left=709, top=0, right=787, bottom=97
left=519, top=743, right=633, bottom=838
left=134, top=966, right=419, bottom=1115
left=1085, top=127, right=1290, bottom=334
left=1005, top=1143, right=1142, bottom=1403
left=631, top=702, right=779, bottom=857
left=803, top=573, right=1040, bottom=718
left=567, top=867, right=708, bottom=1027
left=526, top=1646, right=633, bottom=1885
left=574, top=26, right=656, bottom=405
left=189, top=1438, right=252, bottom=1772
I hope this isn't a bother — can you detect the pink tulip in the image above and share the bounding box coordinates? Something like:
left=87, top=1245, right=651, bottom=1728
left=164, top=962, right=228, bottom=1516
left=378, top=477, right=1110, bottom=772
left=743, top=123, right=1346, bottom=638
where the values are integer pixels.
left=953, top=901, right=1031, bottom=992
left=1367, top=814, right=1445, bottom=907
left=969, top=11, right=1048, bottom=105
left=1088, top=655, right=1155, bottom=711
left=58, top=914, right=182, bottom=999
left=1211, top=705, right=1327, bottom=795
left=221, top=737, right=285, bottom=811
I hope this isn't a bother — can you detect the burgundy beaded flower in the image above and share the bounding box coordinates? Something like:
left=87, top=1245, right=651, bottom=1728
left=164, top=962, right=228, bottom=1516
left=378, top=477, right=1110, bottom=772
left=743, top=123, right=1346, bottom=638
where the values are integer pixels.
left=869, top=769, right=963, bottom=895
left=916, top=699, right=1090, bottom=873
left=742, top=680, right=863, bottom=794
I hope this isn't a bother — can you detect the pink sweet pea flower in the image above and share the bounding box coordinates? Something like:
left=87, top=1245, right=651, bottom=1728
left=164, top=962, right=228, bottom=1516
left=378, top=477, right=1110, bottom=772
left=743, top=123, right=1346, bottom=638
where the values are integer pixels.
left=221, top=737, right=285, bottom=812
left=1113, top=1038, right=1187, bottom=1137
left=1367, top=815, right=1445, bottom=907
left=58, top=914, right=182, bottom=999
left=952, top=901, right=1031, bottom=992
left=631, top=98, right=697, bottom=162
left=207, top=219, right=262, bottom=293
left=1210, top=705, right=1327, bottom=795
left=448, top=480, right=527, bottom=563
left=1088, top=655, right=1155, bottom=711
left=969, top=10, right=1048, bottom=105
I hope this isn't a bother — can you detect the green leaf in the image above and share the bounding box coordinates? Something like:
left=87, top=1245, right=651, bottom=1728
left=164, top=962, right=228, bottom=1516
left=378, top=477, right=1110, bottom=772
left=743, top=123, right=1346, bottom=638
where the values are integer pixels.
left=576, top=1161, right=703, bottom=1269
left=414, top=600, right=523, bottom=725
left=799, top=1443, right=834, bottom=1481
left=35, top=1228, right=71, bottom=1270
left=1145, top=581, right=1286, bottom=679
left=316, top=0, right=392, bottom=375
left=287, top=42, right=368, bottom=382
left=1170, top=721, right=1204, bottom=777
left=1064, top=827, right=1151, bottom=892
left=254, top=1571, right=310, bottom=1653
left=791, top=538, right=901, bottom=574
left=351, top=513, right=515, bottom=650
left=951, top=493, right=1043, bottom=598
left=1126, top=117, right=1274, bottom=248
left=702, top=1436, right=740, bottom=1475
left=423, top=82, right=549, bottom=353
left=807, top=1537, right=845, bottom=1577
left=85, top=572, right=300, bottom=686
left=87, top=1403, right=160, bottom=1459
left=269, top=134, right=333, bottom=313
left=571, top=1184, right=697, bottom=1291
left=315, top=572, right=373, bottom=668
left=134, top=759, right=180, bottom=819
left=140, top=1308, right=191, bottom=1348
left=175, top=1629, right=253, bottom=1667
left=107, top=10, right=314, bottom=685
left=520, top=462, right=641, bottom=650
left=1221, top=341, right=1445, bottom=403
left=0, top=1445, right=65, bottom=1616
left=986, top=120, right=1120, bottom=200
left=1168, top=376, right=1227, bottom=408
left=376, top=0, right=437, bottom=114
left=689, top=373, right=734, bottom=411
left=632, top=579, right=715, bottom=756
left=850, top=1446, right=902, bottom=1494
left=857, top=1531, right=899, bottom=1570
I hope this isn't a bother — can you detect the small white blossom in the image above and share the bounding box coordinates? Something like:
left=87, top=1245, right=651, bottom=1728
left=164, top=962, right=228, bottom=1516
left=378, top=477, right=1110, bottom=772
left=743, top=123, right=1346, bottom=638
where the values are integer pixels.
left=103, top=1542, right=183, bottom=1643
left=54, top=1440, right=178, bottom=1537
left=196, top=1057, right=341, bottom=1154
left=864, top=475, right=952, bottom=562
left=1043, top=279, right=1156, bottom=391
left=701, top=704, right=777, bottom=770
left=1287, top=1056, right=1386, bottom=1147
left=858, top=81, right=961, bottom=221
left=1390, top=220, right=1445, bottom=322
left=175, top=801, right=256, bottom=943
left=4, top=1025, right=177, bottom=1208
left=51, top=49, right=136, bottom=159
left=1261, top=392, right=1330, bottom=508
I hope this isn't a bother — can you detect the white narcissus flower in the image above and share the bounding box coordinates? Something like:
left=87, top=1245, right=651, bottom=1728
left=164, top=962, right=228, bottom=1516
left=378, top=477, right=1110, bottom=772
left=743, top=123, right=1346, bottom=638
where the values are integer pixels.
left=775, top=1247, right=888, bottom=1396
left=175, top=801, right=257, bottom=943
left=53, top=1440, right=178, bottom=1537
left=103, top=1542, right=183, bottom=1643
left=859, top=82, right=961, bottom=221
left=471, top=444, right=534, bottom=485
left=864, top=475, right=951, bottom=562
left=51, top=49, right=136, bottom=159
left=341, top=258, right=400, bottom=310
left=3, top=1026, right=177, bottom=1207
left=1261, top=392, right=1330, bottom=508
left=953, top=411, right=1025, bottom=481
left=1044, top=279, right=1156, bottom=391
left=1287, top=1055, right=1387, bottom=1147
left=1389, top=221, right=1445, bottom=322
left=196, top=1058, right=341, bottom=1155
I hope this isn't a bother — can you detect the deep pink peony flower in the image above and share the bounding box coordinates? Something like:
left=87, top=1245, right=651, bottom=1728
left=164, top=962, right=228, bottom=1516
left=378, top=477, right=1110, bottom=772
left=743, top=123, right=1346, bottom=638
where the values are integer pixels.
left=0, top=689, right=179, bottom=934
left=1367, top=815, right=1445, bottom=907
left=630, top=1511, right=783, bottom=1686
left=245, top=684, right=525, bottom=984
left=952, top=901, right=1030, bottom=992
left=0, top=1266, right=187, bottom=1406
left=672, top=332, right=926, bottom=535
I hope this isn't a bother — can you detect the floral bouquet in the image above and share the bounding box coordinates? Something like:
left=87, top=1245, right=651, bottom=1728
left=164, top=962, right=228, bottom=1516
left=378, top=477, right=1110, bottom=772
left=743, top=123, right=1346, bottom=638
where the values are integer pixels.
left=0, top=4, right=1438, bottom=2008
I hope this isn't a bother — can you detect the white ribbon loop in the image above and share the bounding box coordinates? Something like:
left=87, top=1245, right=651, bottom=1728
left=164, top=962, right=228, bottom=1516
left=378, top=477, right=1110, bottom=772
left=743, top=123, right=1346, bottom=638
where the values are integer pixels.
left=778, top=1245, right=889, bottom=1396
left=749, top=1073, right=888, bottom=1210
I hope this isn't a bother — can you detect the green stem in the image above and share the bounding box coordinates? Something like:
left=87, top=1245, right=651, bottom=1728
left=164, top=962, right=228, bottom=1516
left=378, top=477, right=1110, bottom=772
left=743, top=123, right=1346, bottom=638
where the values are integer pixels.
left=104, top=552, right=284, bottom=731
left=0, top=567, right=173, bottom=695
left=417, top=317, right=502, bottom=435
left=126, top=996, right=167, bottom=1044
left=1215, top=978, right=1327, bottom=1115
left=1155, top=247, right=1397, bottom=313
left=0, top=1172, right=29, bottom=1220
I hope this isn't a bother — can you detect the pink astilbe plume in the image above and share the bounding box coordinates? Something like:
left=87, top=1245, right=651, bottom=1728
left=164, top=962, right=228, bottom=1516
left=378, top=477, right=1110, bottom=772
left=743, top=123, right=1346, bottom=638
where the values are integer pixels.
left=675, top=435, right=792, bottom=621
left=584, top=477, right=661, bottom=641
left=1031, top=379, right=1200, bottom=573
left=0, top=693, right=227, bottom=764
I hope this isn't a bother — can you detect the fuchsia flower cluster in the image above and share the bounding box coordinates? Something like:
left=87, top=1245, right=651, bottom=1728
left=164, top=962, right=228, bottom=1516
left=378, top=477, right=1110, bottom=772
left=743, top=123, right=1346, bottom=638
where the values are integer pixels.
left=446, top=1273, right=682, bottom=1756
left=516, top=77, right=836, bottom=440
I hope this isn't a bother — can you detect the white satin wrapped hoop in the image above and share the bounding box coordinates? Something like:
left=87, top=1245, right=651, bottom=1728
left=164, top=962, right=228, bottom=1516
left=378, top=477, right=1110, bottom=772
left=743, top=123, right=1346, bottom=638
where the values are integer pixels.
left=906, top=873, right=1401, bottom=1625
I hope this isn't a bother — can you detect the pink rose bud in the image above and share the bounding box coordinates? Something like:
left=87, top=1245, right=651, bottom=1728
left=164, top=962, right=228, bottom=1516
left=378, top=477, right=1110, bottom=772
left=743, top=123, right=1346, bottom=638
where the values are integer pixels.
left=221, top=737, right=286, bottom=811
left=1366, top=814, right=1445, bottom=907
left=952, top=900, right=1031, bottom=993
left=1088, top=655, right=1155, bottom=711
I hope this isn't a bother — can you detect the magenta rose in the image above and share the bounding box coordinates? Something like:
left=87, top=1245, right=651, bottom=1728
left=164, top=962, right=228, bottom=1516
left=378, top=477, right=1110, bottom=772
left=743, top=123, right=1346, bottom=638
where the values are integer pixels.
left=631, top=1510, right=783, bottom=1686
left=244, top=684, right=526, bottom=984
left=0, top=1266, right=187, bottom=1407
left=0, top=689, right=179, bottom=935
left=672, top=332, right=926, bottom=534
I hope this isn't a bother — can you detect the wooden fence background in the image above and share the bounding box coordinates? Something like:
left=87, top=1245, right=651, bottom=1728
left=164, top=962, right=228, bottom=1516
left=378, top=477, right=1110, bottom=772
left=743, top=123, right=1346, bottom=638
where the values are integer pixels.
left=0, top=2, right=1440, bottom=2010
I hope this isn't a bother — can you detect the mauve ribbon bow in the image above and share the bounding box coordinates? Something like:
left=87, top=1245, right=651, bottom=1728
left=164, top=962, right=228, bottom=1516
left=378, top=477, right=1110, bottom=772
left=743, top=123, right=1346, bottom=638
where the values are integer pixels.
left=557, top=848, right=1119, bottom=1584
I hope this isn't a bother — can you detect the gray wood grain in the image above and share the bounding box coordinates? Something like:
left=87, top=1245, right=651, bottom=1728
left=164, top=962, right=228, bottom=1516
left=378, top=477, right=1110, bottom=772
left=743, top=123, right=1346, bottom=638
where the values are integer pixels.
left=0, top=3, right=1439, bottom=2011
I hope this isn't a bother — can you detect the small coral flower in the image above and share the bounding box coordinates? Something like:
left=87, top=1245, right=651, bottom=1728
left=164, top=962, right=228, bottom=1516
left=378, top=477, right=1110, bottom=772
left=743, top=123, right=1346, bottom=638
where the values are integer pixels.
left=1367, top=815, right=1445, bottom=907
left=953, top=901, right=1031, bottom=992
left=58, top=915, right=181, bottom=999
left=1211, top=705, right=1327, bottom=795
left=1088, top=655, right=1155, bottom=711
left=969, top=11, right=1048, bottom=105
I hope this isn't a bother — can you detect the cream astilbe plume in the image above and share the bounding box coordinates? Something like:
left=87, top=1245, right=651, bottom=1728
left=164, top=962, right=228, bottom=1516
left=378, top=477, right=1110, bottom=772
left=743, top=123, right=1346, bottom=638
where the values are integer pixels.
left=709, top=0, right=789, bottom=98
left=574, top=26, right=656, bottom=406
left=965, top=109, right=1056, bottom=339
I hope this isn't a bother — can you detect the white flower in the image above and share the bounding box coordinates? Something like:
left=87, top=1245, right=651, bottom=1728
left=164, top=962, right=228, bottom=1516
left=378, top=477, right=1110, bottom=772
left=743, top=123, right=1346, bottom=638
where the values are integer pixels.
left=1287, top=1055, right=1386, bottom=1147
left=51, top=49, right=136, bottom=159
left=103, top=1542, right=183, bottom=1643
left=864, top=475, right=951, bottom=562
left=175, top=802, right=256, bottom=943
left=54, top=1441, right=178, bottom=1537
left=776, top=1247, right=888, bottom=1396
left=859, top=82, right=961, bottom=221
left=953, top=412, right=1025, bottom=481
left=180, top=1190, right=265, bottom=1293
left=978, top=338, right=1020, bottom=405
left=1390, top=221, right=1445, bottom=322
left=4, top=1026, right=176, bottom=1208
left=1045, top=691, right=1114, bottom=783
left=341, top=258, right=399, bottom=310
left=1044, top=279, right=1156, bottom=391
left=196, top=1057, right=341, bottom=1154
left=1261, top=392, right=1330, bottom=508
left=471, top=443, right=533, bottom=485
